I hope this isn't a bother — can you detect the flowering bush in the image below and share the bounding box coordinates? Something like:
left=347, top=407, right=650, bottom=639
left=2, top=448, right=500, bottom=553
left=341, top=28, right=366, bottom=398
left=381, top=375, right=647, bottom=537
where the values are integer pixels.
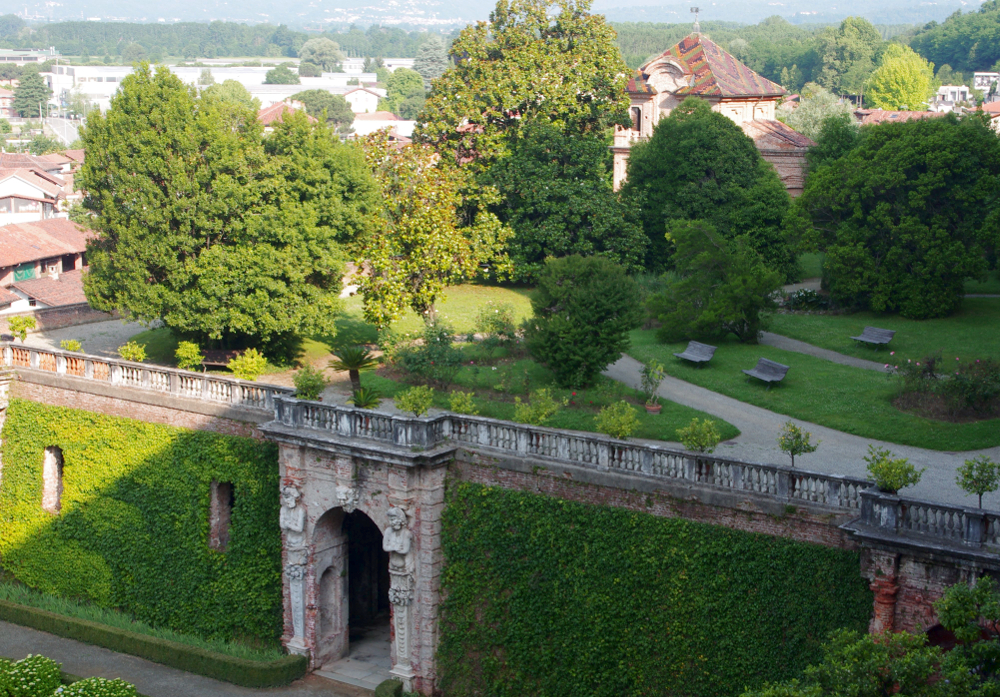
left=3, top=654, right=62, bottom=697
left=474, top=301, right=518, bottom=353
left=56, top=677, right=139, bottom=696
left=399, top=323, right=463, bottom=388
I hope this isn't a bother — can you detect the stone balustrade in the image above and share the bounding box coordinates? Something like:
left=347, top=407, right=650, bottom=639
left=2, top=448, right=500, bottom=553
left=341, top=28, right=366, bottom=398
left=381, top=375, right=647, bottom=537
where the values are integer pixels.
left=858, top=488, right=1000, bottom=551
left=1, top=341, right=294, bottom=412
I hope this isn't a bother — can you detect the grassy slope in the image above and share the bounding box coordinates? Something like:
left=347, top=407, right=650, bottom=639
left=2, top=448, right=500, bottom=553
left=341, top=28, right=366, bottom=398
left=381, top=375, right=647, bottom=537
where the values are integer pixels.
left=768, top=298, right=1000, bottom=363
left=628, top=329, right=1000, bottom=451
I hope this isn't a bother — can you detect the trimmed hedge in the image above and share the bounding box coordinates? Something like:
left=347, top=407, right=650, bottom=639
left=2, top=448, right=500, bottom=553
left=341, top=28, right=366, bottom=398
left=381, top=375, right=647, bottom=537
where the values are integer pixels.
left=0, top=601, right=307, bottom=688
left=439, top=482, right=873, bottom=697
left=0, top=399, right=282, bottom=643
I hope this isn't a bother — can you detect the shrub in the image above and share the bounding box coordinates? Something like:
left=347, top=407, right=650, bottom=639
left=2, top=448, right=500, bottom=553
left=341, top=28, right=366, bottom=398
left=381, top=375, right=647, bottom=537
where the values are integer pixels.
left=399, top=323, right=463, bottom=388
left=864, top=445, right=924, bottom=493
left=227, top=348, right=268, bottom=381
left=116, top=341, right=146, bottom=362
left=5, top=654, right=62, bottom=697
left=640, top=359, right=666, bottom=405
left=8, top=316, right=37, bottom=342
left=777, top=422, right=820, bottom=468
left=525, top=255, right=643, bottom=387
left=293, top=366, right=327, bottom=401
left=448, top=391, right=478, bottom=416
left=395, top=385, right=435, bottom=417
left=942, top=358, right=1000, bottom=413
left=348, top=387, right=381, bottom=409
left=676, top=418, right=721, bottom=453
left=893, top=352, right=941, bottom=393
left=56, top=677, right=139, bottom=696
left=174, top=341, right=204, bottom=371
left=956, top=455, right=1000, bottom=509
left=474, top=301, right=518, bottom=353
left=594, top=401, right=640, bottom=440
left=59, top=339, right=83, bottom=352
left=329, top=346, right=379, bottom=393
left=513, top=388, right=566, bottom=426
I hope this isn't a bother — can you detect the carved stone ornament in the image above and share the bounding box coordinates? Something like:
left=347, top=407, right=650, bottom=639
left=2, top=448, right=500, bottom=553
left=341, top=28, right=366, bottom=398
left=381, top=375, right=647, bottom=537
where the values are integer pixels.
left=279, top=485, right=306, bottom=549
left=336, top=484, right=358, bottom=513
left=285, top=563, right=306, bottom=581
left=388, top=582, right=414, bottom=606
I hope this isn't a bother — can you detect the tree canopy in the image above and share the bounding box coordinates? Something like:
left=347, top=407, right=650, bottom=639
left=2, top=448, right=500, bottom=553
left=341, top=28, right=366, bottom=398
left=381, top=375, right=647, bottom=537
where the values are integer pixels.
left=290, top=89, right=354, bottom=132
left=814, top=17, right=883, bottom=97
left=264, top=64, right=300, bottom=85
left=415, top=0, right=630, bottom=169
left=13, top=70, right=52, bottom=118
left=382, top=67, right=425, bottom=119
left=483, top=122, right=647, bottom=280
left=620, top=98, right=793, bottom=277
left=201, top=79, right=259, bottom=110
left=910, top=0, right=1000, bottom=74
left=866, top=43, right=937, bottom=110
left=412, top=34, right=449, bottom=86
left=777, top=82, right=852, bottom=140
left=79, top=64, right=370, bottom=353
left=793, top=113, right=1000, bottom=318
left=298, top=37, right=343, bottom=72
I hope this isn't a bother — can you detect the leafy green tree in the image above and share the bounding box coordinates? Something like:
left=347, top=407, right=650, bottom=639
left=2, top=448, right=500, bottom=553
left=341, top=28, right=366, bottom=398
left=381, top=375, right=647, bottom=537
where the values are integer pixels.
left=793, top=113, right=1000, bottom=318
left=866, top=43, right=937, bottom=111
left=290, top=89, right=354, bottom=132
left=79, top=64, right=350, bottom=353
left=778, top=82, right=852, bottom=140
left=483, top=122, right=646, bottom=280
left=29, top=134, right=62, bottom=155
left=416, top=0, right=630, bottom=169
left=805, top=113, right=861, bottom=170
left=121, top=42, right=147, bottom=64
left=412, top=34, right=449, bottom=86
left=0, top=14, right=24, bottom=39
left=13, top=70, right=52, bottom=118
left=647, top=221, right=782, bottom=344
left=202, top=80, right=259, bottom=110
left=197, top=68, right=215, bottom=86
left=382, top=67, right=424, bottom=117
left=297, top=62, right=321, bottom=78
left=525, top=255, right=643, bottom=387
left=298, top=37, right=343, bottom=72
left=357, top=130, right=512, bottom=327
left=814, top=17, right=883, bottom=97
left=956, top=455, right=1000, bottom=509
left=621, top=98, right=793, bottom=277
left=363, top=56, right=384, bottom=73
left=911, top=0, right=1000, bottom=73
left=264, top=64, right=300, bottom=85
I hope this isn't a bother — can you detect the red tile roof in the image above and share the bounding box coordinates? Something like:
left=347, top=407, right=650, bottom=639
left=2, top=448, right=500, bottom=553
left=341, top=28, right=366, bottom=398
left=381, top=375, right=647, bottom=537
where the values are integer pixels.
left=638, top=34, right=786, bottom=99
left=0, top=168, right=66, bottom=198
left=11, top=268, right=87, bottom=307
left=744, top=119, right=815, bottom=149
left=625, top=69, right=657, bottom=95
left=0, top=285, right=18, bottom=308
left=855, top=109, right=948, bottom=126
left=39, top=153, right=73, bottom=165
left=61, top=149, right=85, bottom=163
left=257, top=102, right=318, bottom=126
left=981, top=102, right=1000, bottom=115
left=0, top=153, right=64, bottom=171
left=0, top=219, right=91, bottom=267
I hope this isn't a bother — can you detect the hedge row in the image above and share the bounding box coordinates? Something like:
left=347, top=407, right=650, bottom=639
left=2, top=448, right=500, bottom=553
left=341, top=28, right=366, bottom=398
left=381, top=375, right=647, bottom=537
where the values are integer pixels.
left=0, top=600, right=307, bottom=688
left=0, top=399, right=283, bottom=643
left=438, top=482, right=873, bottom=697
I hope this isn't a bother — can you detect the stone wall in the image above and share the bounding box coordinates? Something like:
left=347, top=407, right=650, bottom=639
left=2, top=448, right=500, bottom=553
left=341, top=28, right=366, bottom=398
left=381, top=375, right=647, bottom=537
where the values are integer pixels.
left=0, top=303, right=116, bottom=335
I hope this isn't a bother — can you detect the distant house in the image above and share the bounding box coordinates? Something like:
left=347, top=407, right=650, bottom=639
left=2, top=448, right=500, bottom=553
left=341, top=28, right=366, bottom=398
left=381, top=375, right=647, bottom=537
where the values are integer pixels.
left=930, top=85, right=972, bottom=112
left=0, top=218, right=90, bottom=289
left=853, top=109, right=949, bottom=126
left=351, top=111, right=416, bottom=138
left=257, top=101, right=317, bottom=132
left=344, top=87, right=383, bottom=114
left=0, top=87, right=14, bottom=117
left=0, top=169, right=68, bottom=225
left=1, top=268, right=88, bottom=315
left=983, top=101, right=1000, bottom=133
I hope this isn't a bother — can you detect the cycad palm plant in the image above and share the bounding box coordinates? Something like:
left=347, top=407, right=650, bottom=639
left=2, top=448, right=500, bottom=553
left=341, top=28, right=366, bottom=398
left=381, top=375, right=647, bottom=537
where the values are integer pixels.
left=329, top=346, right=379, bottom=393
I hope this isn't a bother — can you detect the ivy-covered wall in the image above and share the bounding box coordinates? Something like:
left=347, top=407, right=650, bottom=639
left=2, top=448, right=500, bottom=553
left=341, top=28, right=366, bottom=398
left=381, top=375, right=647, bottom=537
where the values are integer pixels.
left=440, top=482, right=873, bottom=697
left=0, top=399, right=282, bottom=643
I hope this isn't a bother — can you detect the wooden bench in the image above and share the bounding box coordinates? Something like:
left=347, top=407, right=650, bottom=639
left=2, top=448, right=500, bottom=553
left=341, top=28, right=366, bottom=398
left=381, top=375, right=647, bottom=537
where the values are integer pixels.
left=850, top=326, right=895, bottom=349
left=742, top=358, right=789, bottom=389
left=201, top=349, right=243, bottom=370
left=673, top=340, right=717, bottom=366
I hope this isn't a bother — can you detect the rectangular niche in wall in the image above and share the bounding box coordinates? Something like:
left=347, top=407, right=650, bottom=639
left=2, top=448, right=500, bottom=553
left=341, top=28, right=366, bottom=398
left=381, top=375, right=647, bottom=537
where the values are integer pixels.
left=209, top=480, right=234, bottom=551
left=42, top=446, right=64, bottom=514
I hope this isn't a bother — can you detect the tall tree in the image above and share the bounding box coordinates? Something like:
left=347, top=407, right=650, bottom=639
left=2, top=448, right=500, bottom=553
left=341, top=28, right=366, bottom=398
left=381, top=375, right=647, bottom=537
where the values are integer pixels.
left=866, top=43, right=937, bottom=111
left=412, top=35, right=449, bottom=86
left=814, top=17, right=883, bottom=98
left=264, top=64, right=300, bottom=85
left=298, top=37, right=343, bottom=72
left=621, top=98, right=793, bottom=277
left=290, top=89, right=354, bottom=132
left=357, top=130, right=512, bottom=327
left=13, top=70, right=52, bottom=118
left=793, top=113, right=1000, bottom=319
left=415, top=0, right=630, bottom=169
left=382, top=67, right=424, bottom=117
left=777, top=82, right=852, bottom=140
left=79, top=64, right=356, bottom=352
left=483, top=122, right=646, bottom=280
left=910, top=0, right=1000, bottom=73
left=202, top=80, right=259, bottom=110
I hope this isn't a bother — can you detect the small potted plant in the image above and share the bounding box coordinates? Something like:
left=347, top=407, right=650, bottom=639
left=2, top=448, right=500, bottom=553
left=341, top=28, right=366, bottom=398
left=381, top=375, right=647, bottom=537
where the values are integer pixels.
left=640, top=359, right=667, bottom=414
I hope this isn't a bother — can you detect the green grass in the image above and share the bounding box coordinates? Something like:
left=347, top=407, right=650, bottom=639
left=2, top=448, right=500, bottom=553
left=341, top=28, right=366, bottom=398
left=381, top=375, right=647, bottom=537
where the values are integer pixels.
left=797, top=252, right=824, bottom=280
left=768, top=298, right=1000, bottom=364
left=365, top=348, right=740, bottom=444
left=0, top=581, right=285, bottom=662
left=965, top=269, right=1000, bottom=295
left=628, top=329, right=1000, bottom=451
left=126, top=327, right=179, bottom=366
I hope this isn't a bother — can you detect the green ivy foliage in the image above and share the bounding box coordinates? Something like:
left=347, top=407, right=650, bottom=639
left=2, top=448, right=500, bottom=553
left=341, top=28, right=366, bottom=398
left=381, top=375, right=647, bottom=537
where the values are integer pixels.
left=439, top=482, right=873, bottom=697
left=0, top=399, right=282, bottom=644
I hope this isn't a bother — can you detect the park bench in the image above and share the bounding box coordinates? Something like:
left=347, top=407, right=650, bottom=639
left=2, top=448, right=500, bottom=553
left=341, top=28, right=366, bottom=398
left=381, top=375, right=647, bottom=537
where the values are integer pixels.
left=742, top=358, right=789, bottom=389
left=850, top=326, right=896, bottom=349
left=0, top=333, right=12, bottom=342
left=673, top=340, right=717, bottom=366
left=201, top=349, right=243, bottom=370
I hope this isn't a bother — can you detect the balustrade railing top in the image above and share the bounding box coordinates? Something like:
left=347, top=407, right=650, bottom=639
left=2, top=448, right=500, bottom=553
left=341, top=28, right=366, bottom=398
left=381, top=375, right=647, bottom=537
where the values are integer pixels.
left=0, top=342, right=294, bottom=412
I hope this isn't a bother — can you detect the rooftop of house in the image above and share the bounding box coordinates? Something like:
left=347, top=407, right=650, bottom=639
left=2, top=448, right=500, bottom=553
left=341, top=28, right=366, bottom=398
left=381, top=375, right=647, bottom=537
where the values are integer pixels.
left=855, top=109, right=949, bottom=126
left=11, top=268, right=87, bottom=307
left=0, top=285, right=18, bottom=308
left=61, top=149, right=85, bottom=163
left=0, top=153, right=65, bottom=172
left=354, top=111, right=400, bottom=121
left=257, top=101, right=318, bottom=126
left=0, top=168, right=67, bottom=199
left=629, top=33, right=786, bottom=99
left=743, top=118, right=816, bottom=149
left=0, top=87, right=13, bottom=98
left=0, top=218, right=91, bottom=268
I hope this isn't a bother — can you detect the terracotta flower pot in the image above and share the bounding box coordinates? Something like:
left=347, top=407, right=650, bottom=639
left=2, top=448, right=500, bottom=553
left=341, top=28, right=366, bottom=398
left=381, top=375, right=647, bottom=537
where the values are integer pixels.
left=644, top=403, right=662, bottom=414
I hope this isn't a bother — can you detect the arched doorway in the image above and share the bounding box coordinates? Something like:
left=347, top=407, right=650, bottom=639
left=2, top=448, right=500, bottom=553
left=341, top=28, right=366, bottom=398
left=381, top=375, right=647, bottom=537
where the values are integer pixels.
left=343, top=510, right=391, bottom=663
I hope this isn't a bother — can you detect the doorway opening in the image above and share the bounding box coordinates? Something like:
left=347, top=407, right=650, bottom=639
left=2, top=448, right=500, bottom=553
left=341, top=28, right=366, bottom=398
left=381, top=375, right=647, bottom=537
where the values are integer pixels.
left=343, top=510, right=391, bottom=668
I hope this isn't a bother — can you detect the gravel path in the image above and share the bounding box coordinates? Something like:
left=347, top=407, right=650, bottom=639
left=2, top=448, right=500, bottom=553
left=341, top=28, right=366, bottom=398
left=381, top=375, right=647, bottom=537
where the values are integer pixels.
left=758, top=331, right=890, bottom=372
left=23, top=319, right=151, bottom=357
left=604, top=354, right=1000, bottom=509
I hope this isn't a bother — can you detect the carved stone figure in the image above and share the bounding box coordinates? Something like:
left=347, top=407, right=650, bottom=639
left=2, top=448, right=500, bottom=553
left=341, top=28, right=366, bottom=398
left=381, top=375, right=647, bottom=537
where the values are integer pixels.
left=383, top=506, right=412, bottom=570
left=383, top=506, right=415, bottom=683
left=336, top=484, right=358, bottom=513
left=279, top=485, right=306, bottom=551
left=279, top=485, right=309, bottom=653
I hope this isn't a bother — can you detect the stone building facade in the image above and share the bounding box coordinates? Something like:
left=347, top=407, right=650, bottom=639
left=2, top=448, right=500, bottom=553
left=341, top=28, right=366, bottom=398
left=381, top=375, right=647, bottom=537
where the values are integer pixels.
left=611, top=33, right=814, bottom=196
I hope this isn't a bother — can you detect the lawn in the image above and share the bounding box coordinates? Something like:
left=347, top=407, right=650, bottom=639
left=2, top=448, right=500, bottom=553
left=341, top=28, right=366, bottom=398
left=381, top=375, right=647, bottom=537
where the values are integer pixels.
left=966, top=269, right=1000, bottom=295
left=768, top=298, right=1000, bottom=364
left=797, top=252, right=824, bottom=280
left=627, top=329, right=1000, bottom=451
left=362, top=347, right=740, bottom=444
